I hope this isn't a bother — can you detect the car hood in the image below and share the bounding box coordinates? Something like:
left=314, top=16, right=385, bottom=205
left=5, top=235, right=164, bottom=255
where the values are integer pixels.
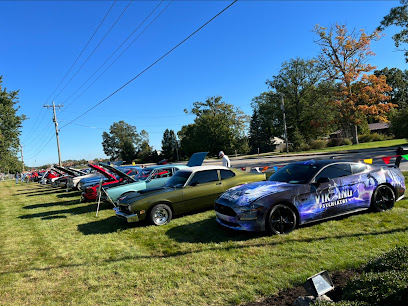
left=88, top=164, right=116, bottom=180
left=218, top=181, right=297, bottom=206
left=99, top=163, right=137, bottom=182
left=186, top=152, right=208, bottom=167
left=119, top=187, right=171, bottom=204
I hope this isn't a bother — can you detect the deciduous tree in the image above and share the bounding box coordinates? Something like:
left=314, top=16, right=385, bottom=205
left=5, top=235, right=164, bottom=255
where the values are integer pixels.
left=179, top=96, right=249, bottom=157
left=314, top=24, right=395, bottom=143
left=379, top=0, right=408, bottom=62
left=250, top=58, right=337, bottom=153
left=0, top=76, right=25, bottom=172
left=374, top=67, right=408, bottom=109
left=101, top=121, right=145, bottom=163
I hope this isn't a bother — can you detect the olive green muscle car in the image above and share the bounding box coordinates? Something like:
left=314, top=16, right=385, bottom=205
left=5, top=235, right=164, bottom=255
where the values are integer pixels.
left=114, top=165, right=266, bottom=225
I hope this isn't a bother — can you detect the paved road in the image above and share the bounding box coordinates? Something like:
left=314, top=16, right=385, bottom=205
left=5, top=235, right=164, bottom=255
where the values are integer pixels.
left=202, top=147, right=408, bottom=171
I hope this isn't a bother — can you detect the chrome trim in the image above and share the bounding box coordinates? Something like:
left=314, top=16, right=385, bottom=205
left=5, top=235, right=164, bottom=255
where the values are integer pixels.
left=113, top=207, right=139, bottom=222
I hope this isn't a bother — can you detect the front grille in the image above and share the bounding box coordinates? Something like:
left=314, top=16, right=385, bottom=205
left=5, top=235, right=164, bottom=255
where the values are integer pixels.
left=119, top=205, right=132, bottom=215
left=214, top=203, right=236, bottom=217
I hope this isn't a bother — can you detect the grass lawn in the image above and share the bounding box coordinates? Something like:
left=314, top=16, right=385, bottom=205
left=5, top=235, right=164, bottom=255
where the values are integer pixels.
left=0, top=176, right=407, bottom=305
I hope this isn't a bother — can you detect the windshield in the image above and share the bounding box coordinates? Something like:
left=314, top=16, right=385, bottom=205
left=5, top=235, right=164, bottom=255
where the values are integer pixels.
left=268, top=163, right=320, bottom=184
left=135, top=169, right=153, bottom=181
left=165, top=171, right=191, bottom=188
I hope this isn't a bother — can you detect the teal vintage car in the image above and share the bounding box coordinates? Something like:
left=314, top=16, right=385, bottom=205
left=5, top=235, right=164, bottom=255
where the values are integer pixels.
left=105, top=152, right=208, bottom=203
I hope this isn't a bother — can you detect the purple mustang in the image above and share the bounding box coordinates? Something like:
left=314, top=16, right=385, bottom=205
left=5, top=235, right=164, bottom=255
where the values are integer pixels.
left=215, top=159, right=406, bottom=234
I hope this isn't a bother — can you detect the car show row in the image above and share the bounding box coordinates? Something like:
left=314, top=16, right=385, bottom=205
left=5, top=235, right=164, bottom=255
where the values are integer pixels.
left=24, top=151, right=406, bottom=235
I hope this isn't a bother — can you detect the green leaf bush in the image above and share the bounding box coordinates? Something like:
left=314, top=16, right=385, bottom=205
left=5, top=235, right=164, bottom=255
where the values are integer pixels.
left=342, top=246, right=408, bottom=305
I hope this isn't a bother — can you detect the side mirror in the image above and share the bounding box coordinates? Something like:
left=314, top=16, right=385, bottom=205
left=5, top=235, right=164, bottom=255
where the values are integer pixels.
left=316, top=177, right=330, bottom=184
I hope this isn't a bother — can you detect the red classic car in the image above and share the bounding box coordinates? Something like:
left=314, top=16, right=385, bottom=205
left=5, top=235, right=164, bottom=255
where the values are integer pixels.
left=81, top=164, right=140, bottom=202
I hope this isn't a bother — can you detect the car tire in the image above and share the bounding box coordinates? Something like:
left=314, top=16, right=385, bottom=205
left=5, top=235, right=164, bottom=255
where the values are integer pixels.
left=149, top=204, right=172, bottom=226
left=266, top=204, right=296, bottom=235
left=371, top=185, right=395, bottom=212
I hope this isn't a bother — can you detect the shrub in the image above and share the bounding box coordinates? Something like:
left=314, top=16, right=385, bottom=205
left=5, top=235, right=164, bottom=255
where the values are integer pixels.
left=343, top=138, right=352, bottom=145
left=309, top=139, right=328, bottom=150
left=364, top=246, right=408, bottom=273
left=371, top=133, right=386, bottom=142
left=342, top=270, right=408, bottom=304
left=300, top=143, right=310, bottom=151
left=342, top=246, right=408, bottom=305
left=358, top=134, right=373, bottom=143
left=327, top=138, right=348, bottom=147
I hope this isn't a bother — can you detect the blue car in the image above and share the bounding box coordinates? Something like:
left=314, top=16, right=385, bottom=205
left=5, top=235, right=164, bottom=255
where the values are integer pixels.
left=215, top=160, right=406, bottom=234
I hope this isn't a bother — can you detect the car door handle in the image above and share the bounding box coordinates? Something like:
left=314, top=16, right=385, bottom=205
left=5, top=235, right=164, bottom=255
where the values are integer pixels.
left=216, top=182, right=222, bottom=185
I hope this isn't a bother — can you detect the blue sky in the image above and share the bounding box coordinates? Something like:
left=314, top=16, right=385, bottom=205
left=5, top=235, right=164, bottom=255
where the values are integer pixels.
left=1, top=0, right=406, bottom=167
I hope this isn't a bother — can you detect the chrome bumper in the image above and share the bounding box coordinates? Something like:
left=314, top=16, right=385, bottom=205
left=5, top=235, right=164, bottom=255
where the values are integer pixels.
left=113, top=207, right=139, bottom=223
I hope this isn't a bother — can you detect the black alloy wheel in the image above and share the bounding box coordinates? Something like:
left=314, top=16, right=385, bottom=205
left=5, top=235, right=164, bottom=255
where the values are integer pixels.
left=371, top=185, right=395, bottom=212
left=267, top=204, right=297, bottom=235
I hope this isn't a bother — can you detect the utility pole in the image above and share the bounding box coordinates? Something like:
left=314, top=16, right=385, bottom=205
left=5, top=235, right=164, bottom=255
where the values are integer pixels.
left=280, top=93, right=289, bottom=153
left=44, top=101, right=63, bottom=166
left=20, top=144, right=25, bottom=172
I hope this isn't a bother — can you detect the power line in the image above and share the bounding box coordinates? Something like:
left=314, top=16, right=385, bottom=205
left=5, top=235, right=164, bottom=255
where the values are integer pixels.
left=60, top=0, right=238, bottom=131
left=59, top=0, right=169, bottom=115
left=22, top=1, right=117, bottom=142
left=52, top=0, right=134, bottom=102
left=24, top=132, right=55, bottom=160
left=45, top=0, right=118, bottom=105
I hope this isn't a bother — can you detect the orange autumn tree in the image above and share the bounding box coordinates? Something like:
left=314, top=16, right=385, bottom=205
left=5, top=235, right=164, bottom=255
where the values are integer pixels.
left=313, top=24, right=395, bottom=143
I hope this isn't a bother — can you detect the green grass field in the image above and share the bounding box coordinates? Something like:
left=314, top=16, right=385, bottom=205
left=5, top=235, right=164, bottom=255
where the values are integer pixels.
left=1, top=175, right=408, bottom=305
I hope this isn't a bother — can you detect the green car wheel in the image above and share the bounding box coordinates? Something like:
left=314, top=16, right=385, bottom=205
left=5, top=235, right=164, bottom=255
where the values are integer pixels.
left=149, top=204, right=172, bottom=226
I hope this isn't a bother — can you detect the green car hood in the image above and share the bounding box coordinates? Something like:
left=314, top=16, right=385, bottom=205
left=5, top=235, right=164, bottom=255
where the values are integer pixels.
left=119, top=187, right=173, bottom=204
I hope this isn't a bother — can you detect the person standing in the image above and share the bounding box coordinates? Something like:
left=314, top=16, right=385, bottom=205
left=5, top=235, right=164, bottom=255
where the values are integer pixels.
left=15, top=172, right=20, bottom=184
left=218, top=151, right=231, bottom=167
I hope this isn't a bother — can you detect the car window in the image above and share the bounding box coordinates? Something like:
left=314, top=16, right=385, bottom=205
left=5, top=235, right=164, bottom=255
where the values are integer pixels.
left=351, top=163, right=368, bottom=174
left=165, top=171, right=191, bottom=187
left=189, top=170, right=219, bottom=185
left=315, top=164, right=352, bottom=181
left=220, top=169, right=235, bottom=180
left=269, top=163, right=320, bottom=184
left=156, top=168, right=173, bottom=178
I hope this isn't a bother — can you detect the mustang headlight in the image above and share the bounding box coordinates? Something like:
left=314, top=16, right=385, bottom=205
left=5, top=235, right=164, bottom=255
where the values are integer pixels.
left=238, top=204, right=262, bottom=221
left=239, top=204, right=262, bottom=213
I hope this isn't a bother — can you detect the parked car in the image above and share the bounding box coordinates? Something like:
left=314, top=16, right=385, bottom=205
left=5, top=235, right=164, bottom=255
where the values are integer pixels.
left=39, top=168, right=63, bottom=185
left=51, top=165, right=87, bottom=188
left=105, top=165, right=186, bottom=203
left=214, top=160, right=406, bottom=235
left=105, top=152, right=208, bottom=203
left=114, top=165, right=266, bottom=225
left=80, top=164, right=141, bottom=202
left=78, top=164, right=140, bottom=191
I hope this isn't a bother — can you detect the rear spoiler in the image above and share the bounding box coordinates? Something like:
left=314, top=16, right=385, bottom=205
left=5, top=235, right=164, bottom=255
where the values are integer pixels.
left=395, top=147, right=408, bottom=167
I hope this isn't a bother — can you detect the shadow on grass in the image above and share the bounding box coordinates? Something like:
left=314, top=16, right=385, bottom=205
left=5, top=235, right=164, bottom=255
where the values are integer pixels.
left=166, top=216, right=263, bottom=243
left=77, top=216, right=144, bottom=235
left=16, top=189, right=66, bottom=196
left=42, top=215, right=67, bottom=220
left=19, top=201, right=112, bottom=219
left=2, top=226, right=408, bottom=277
left=24, top=199, right=81, bottom=210
left=57, top=191, right=81, bottom=199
